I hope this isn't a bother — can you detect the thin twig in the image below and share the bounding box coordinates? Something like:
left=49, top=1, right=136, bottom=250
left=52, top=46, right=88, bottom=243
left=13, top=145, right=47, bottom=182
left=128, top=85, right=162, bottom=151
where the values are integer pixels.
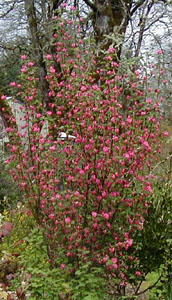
left=150, top=153, right=172, bottom=175
left=0, top=1, right=16, bottom=18
left=135, top=274, right=162, bottom=296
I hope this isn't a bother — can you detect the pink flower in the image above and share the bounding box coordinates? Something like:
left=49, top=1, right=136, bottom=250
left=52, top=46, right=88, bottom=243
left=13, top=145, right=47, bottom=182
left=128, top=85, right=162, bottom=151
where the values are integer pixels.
left=126, top=116, right=132, bottom=124
left=74, top=191, right=79, bottom=196
left=46, top=111, right=52, bottom=116
left=135, top=271, right=142, bottom=276
left=65, top=217, right=71, bottom=224
left=157, top=49, right=163, bottom=55
left=11, top=145, right=17, bottom=152
left=112, top=257, right=117, bottom=264
left=105, top=56, right=112, bottom=61
left=102, top=256, right=109, bottom=263
left=46, top=54, right=52, bottom=60
left=71, top=5, right=76, bottom=10
left=108, top=47, right=115, bottom=54
left=1, top=95, right=6, bottom=100
left=21, top=55, right=27, bottom=60
left=31, top=145, right=36, bottom=152
left=102, top=191, right=107, bottom=198
left=126, top=238, right=133, bottom=247
left=146, top=98, right=152, bottom=104
left=56, top=111, right=62, bottom=116
left=10, top=82, right=16, bottom=87
left=102, top=212, right=110, bottom=220
left=91, top=212, right=97, bottom=218
left=113, top=136, right=119, bottom=142
left=50, top=66, right=56, bottom=74
left=103, top=146, right=110, bottom=153
left=49, top=145, right=56, bottom=151
left=145, top=183, right=153, bottom=194
left=21, top=66, right=27, bottom=73
left=143, top=141, right=149, bottom=148
left=112, top=263, right=118, bottom=269
left=26, top=210, right=31, bottom=217
left=61, top=3, right=67, bottom=8
left=79, top=169, right=85, bottom=175
left=81, top=86, right=87, bottom=92
left=162, top=131, right=168, bottom=137
left=28, top=61, right=34, bottom=67
left=60, top=264, right=66, bottom=270
left=36, top=113, right=42, bottom=118
left=5, top=126, right=12, bottom=133
left=49, top=214, right=55, bottom=220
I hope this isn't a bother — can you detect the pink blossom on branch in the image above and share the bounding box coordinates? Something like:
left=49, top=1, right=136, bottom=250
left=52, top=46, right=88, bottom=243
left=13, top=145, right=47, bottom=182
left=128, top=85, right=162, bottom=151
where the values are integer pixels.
left=157, top=49, right=163, bottom=55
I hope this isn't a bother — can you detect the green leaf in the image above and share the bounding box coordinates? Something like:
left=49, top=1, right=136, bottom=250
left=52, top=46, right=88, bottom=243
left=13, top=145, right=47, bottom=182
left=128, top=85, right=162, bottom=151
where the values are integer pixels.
left=83, top=295, right=98, bottom=300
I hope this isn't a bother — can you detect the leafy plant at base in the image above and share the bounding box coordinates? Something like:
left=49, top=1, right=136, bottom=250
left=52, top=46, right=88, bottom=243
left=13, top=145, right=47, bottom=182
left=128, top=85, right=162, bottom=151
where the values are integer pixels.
left=11, top=226, right=106, bottom=300
left=0, top=8, right=168, bottom=299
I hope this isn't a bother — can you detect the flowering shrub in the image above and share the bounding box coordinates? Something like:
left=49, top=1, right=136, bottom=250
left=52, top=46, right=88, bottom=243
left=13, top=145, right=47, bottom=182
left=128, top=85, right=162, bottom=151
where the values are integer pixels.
left=0, top=12, right=166, bottom=298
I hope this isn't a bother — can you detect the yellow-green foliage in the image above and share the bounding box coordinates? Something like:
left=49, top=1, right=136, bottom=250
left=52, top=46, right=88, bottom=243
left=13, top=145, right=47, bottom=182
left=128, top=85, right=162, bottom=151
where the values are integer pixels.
left=0, top=206, right=35, bottom=256
left=0, top=206, right=35, bottom=284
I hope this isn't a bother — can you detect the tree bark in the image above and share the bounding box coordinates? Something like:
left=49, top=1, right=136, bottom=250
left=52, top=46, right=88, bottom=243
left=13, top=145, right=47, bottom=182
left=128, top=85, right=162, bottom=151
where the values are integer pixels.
left=24, top=0, right=49, bottom=106
left=92, top=0, right=132, bottom=59
left=0, top=92, right=20, bottom=145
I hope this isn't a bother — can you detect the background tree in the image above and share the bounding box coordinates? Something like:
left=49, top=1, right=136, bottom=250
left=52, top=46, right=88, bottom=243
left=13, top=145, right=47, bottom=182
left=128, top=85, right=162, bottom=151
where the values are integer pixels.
left=0, top=0, right=171, bottom=142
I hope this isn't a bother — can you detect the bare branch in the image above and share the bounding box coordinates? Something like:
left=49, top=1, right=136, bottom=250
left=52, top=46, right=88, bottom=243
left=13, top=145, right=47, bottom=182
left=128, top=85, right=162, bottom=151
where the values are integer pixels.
left=131, top=0, right=147, bottom=16
left=82, top=0, right=97, bottom=12
left=145, top=11, right=166, bottom=31
left=0, top=1, right=16, bottom=18
left=135, top=0, right=154, bottom=56
left=135, top=274, right=162, bottom=296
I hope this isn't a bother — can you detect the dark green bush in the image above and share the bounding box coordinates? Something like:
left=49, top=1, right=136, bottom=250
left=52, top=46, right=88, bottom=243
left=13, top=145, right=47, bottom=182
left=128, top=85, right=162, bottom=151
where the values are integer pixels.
left=132, top=182, right=172, bottom=299
left=0, top=155, right=21, bottom=212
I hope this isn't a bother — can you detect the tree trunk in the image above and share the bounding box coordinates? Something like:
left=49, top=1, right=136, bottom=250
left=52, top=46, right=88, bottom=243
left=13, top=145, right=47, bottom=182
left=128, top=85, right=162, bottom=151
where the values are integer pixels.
left=24, top=0, right=49, bottom=107
left=0, top=92, right=20, bottom=145
left=92, top=0, right=132, bottom=59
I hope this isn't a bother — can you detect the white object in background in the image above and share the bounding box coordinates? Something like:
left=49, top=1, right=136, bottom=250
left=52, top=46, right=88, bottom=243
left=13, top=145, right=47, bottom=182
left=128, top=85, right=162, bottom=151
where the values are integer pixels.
left=58, top=132, right=76, bottom=140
